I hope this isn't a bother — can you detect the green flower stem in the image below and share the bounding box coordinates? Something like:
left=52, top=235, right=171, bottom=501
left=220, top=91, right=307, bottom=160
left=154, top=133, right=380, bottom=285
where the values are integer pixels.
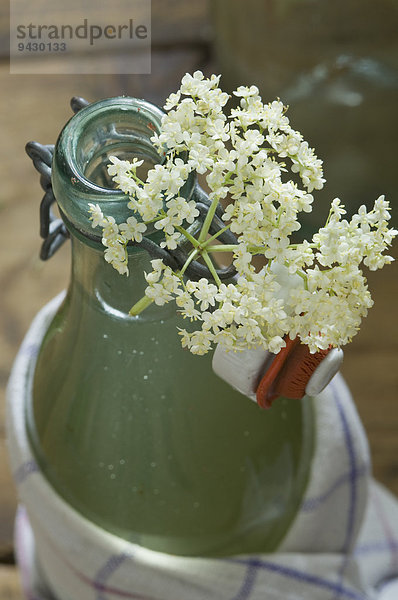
left=180, top=248, right=200, bottom=276
left=324, top=205, right=335, bottom=228
left=202, top=223, right=232, bottom=247
left=223, top=171, right=234, bottom=184
left=283, top=263, right=308, bottom=291
left=247, top=247, right=266, bottom=254
left=143, top=215, right=165, bottom=225
left=288, top=243, right=317, bottom=249
left=198, top=196, right=220, bottom=244
left=176, top=226, right=200, bottom=248
left=203, top=243, right=268, bottom=255
left=202, top=250, right=222, bottom=286
left=205, top=244, right=238, bottom=253
left=295, top=270, right=308, bottom=290
left=130, top=171, right=144, bottom=185
left=129, top=294, right=154, bottom=316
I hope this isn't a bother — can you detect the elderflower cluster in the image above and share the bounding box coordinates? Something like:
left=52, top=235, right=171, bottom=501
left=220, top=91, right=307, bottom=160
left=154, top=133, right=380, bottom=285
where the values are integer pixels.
left=88, top=71, right=396, bottom=356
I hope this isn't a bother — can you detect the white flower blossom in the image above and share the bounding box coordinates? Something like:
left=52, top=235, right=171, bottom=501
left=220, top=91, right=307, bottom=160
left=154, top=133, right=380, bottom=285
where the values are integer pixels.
left=187, top=330, right=213, bottom=355
left=88, top=71, right=395, bottom=357
left=88, top=203, right=105, bottom=228
left=186, top=279, right=218, bottom=311
left=164, top=91, right=181, bottom=110
left=144, top=263, right=181, bottom=306
left=119, top=216, right=147, bottom=243
left=104, top=243, right=128, bottom=275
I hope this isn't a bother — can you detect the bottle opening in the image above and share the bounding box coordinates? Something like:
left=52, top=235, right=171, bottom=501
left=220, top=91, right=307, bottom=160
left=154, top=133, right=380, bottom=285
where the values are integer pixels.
left=74, top=102, right=164, bottom=189
left=51, top=97, right=183, bottom=241
left=84, top=143, right=159, bottom=189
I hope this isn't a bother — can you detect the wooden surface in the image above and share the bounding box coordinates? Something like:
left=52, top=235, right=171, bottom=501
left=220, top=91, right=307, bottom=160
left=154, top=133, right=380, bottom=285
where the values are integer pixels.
left=0, top=1, right=397, bottom=595
left=0, top=566, right=21, bottom=600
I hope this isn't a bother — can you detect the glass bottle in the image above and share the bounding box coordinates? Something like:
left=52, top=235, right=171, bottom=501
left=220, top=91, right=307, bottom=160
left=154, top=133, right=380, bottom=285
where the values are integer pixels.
left=27, top=97, right=314, bottom=557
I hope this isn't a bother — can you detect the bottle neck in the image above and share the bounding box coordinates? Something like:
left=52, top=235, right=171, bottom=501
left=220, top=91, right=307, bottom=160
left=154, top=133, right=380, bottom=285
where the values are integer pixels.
left=68, top=235, right=174, bottom=322
left=50, top=96, right=196, bottom=322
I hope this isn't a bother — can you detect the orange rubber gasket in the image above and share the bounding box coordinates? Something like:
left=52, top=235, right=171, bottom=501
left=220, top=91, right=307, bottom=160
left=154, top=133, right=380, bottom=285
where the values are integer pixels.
left=275, top=343, right=331, bottom=400
left=256, top=336, right=300, bottom=409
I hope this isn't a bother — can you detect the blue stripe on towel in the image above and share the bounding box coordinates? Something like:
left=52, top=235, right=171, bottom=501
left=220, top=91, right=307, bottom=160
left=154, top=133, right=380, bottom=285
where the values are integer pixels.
left=302, top=463, right=369, bottom=513
left=333, top=382, right=358, bottom=555
left=229, top=559, right=258, bottom=600
left=371, top=486, right=398, bottom=574
left=94, top=552, right=132, bottom=600
left=14, top=460, right=39, bottom=484
left=355, top=540, right=398, bottom=555
left=227, top=557, right=368, bottom=600
left=331, top=379, right=360, bottom=598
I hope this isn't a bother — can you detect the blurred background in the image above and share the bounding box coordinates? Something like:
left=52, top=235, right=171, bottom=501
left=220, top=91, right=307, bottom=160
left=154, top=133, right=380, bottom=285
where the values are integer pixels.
left=0, top=0, right=397, bottom=595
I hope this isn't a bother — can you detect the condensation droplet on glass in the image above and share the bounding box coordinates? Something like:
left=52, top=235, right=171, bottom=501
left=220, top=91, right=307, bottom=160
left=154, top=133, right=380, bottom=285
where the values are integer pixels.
left=143, top=375, right=148, bottom=380
left=150, top=462, right=157, bottom=468
left=108, top=464, right=114, bottom=471
left=167, top=454, right=173, bottom=461
left=153, top=488, right=160, bottom=495
left=139, top=351, right=144, bottom=356
left=161, top=394, right=166, bottom=401
left=117, top=350, right=122, bottom=355
left=150, top=337, right=155, bottom=342
left=148, top=369, right=153, bottom=374
left=243, top=430, right=250, bottom=437
left=103, top=334, right=108, bottom=339
left=99, top=462, right=104, bottom=468
left=132, top=349, right=137, bottom=354
left=193, top=502, right=200, bottom=509
left=119, top=459, right=126, bottom=465
left=103, top=366, right=108, bottom=371
left=132, top=486, right=138, bottom=493
left=110, top=473, right=116, bottom=480
left=281, top=411, right=287, bottom=420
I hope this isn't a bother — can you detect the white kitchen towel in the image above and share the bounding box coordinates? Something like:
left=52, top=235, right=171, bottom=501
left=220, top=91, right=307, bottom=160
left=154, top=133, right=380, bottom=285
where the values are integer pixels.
left=7, top=293, right=398, bottom=600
